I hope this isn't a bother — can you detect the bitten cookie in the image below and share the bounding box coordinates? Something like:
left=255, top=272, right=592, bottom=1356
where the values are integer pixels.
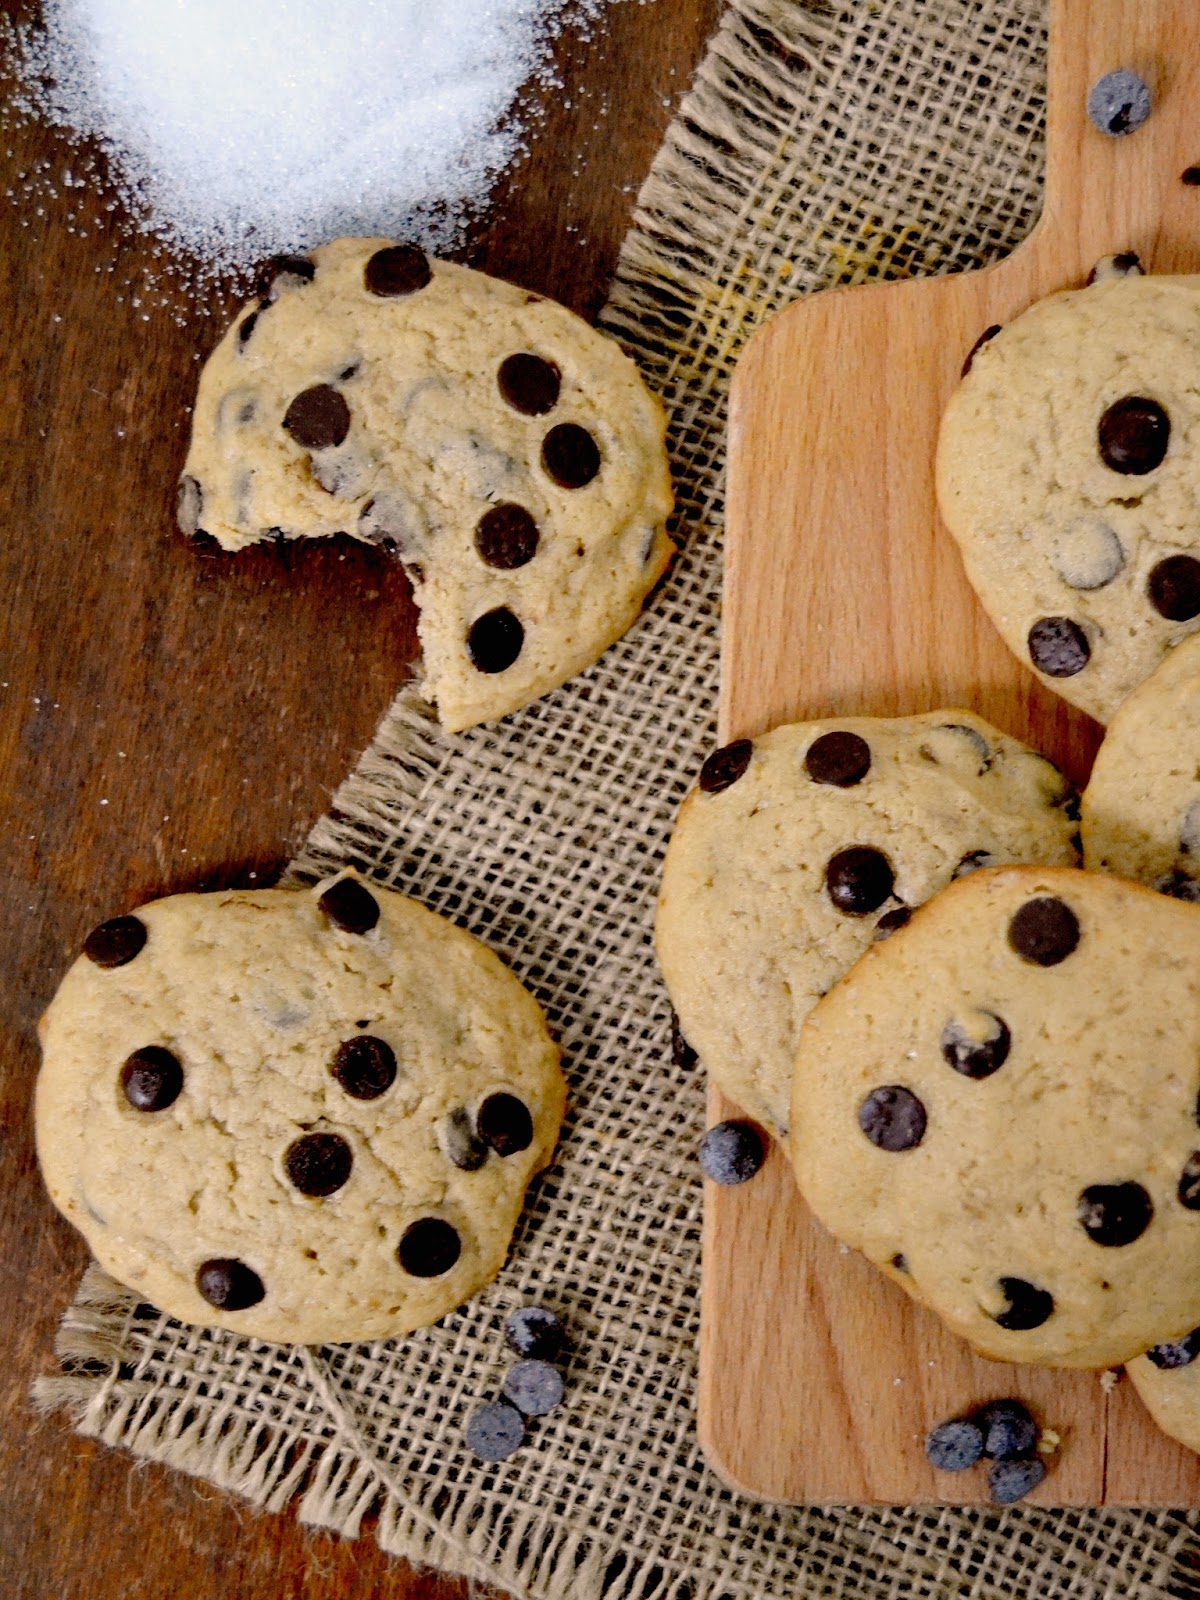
left=178, top=237, right=674, bottom=732
left=36, top=872, right=565, bottom=1343
left=1081, top=632, right=1200, bottom=897
left=654, top=713, right=1078, bottom=1136
left=937, top=274, right=1200, bottom=724
left=1128, top=1328, right=1200, bottom=1453
left=790, top=866, right=1200, bottom=1368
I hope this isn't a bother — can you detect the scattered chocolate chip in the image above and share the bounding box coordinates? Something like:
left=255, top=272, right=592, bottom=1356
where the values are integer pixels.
left=83, top=915, right=147, bottom=969
left=331, top=1035, right=396, bottom=1100
left=953, top=849, right=997, bottom=879
left=478, top=1093, right=533, bottom=1157
left=1086, top=69, right=1152, bottom=137
left=282, top=384, right=351, bottom=450
left=925, top=1418, right=984, bottom=1471
left=505, top=1306, right=565, bottom=1360
left=467, top=606, right=524, bottom=673
left=804, top=729, right=871, bottom=787
left=465, top=1400, right=525, bottom=1461
left=364, top=244, right=432, bottom=297
left=197, top=1258, right=265, bottom=1311
left=699, top=1120, right=766, bottom=1184
left=1158, top=868, right=1200, bottom=903
left=237, top=308, right=262, bottom=346
left=698, top=739, right=753, bottom=794
left=992, top=1276, right=1054, bottom=1330
left=285, top=1132, right=353, bottom=1197
left=1028, top=616, right=1091, bottom=678
left=961, top=324, right=1001, bottom=377
left=670, top=1012, right=699, bottom=1069
left=1148, top=554, right=1200, bottom=621
left=1177, top=1152, right=1200, bottom=1209
left=120, top=1046, right=184, bottom=1112
left=825, top=847, right=895, bottom=915
left=988, top=1455, right=1046, bottom=1504
left=503, top=1359, right=565, bottom=1416
left=1008, top=896, right=1080, bottom=965
left=498, top=353, right=561, bottom=416
left=398, top=1217, right=461, bottom=1277
left=176, top=474, right=203, bottom=537
left=941, top=1012, right=1011, bottom=1079
left=976, top=1398, right=1038, bottom=1459
left=1098, top=395, right=1170, bottom=474
left=858, top=1086, right=926, bottom=1152
left=475, top=504, right=540, bottom=569
left=254, top=254, right=315, bottom=298
left=873, top=906, right=912, bottom=941
left=1185, top=167, right=1200, bottom=187
left=890, top=1252, right=909, bottom=1272
left=319, top=876, right=379, bottom=934
left=442, top=1107, right=488, bottom=1171
left=541, top=423, right=600, bottom=489
left=1146, top=1327, right=1200, bottom=1368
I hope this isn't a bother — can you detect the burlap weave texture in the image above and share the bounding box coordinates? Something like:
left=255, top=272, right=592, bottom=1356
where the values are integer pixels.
left=36, top=2, right=1200, bottom=1595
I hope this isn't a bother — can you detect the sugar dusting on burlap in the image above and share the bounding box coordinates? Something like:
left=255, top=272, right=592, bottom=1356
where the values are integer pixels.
left=33, top=1, right=1200, bottom=1595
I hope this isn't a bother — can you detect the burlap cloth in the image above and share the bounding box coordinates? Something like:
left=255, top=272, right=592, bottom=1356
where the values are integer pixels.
left=34, top=1, right=1200, bottom=1594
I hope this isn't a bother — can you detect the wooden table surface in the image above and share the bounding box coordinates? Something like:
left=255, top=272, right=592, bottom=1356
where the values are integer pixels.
left=0, top=4, right=721, bottom=1595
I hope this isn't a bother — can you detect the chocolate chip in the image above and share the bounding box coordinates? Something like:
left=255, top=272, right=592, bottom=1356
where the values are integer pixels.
left=478, top=1093, right=533, bottom=1157
left=941, top=1012, right=1010, bottom=1079
left=1008, top=896, right=1079, bottom=965
left=1098, top=395, right=1170, bottom=474
left=873, top=906, right=912, bottom=941
left=503, top=1359, right=564, bottom=1416
left=890, top=1252, right=909, bottom=1272
left=541, top=423, right=600, bottom=489
left=670, top=1012, right=699, bottom=1069
left=285, top=1132, right=353, bottom=1197
left=961, top=324, right=1001, bottom=377
left=442, top=1107, right=488, bottom=1171
left=1146, top=1327, right=1200, bottom=1368
left=1077, top=1181, right=1153, bottom=1246
left=1178, top=1152, right=1200, bottom=1209
left=237, top=307, right=262, bottom=346
left=467, top=607, right=524, bottom=673
left=858, top=1086, right=926, bottom=1152
left=1087, top=251, right=1144, bottom=284
left=498, top=353, right=561, bottom=416
left=992, top=1276, right=1054, bottom=1330
left=465, top=1400, right=524, bottom=1461
left=397, top=1218, right=461, bottom=1277
left=976, top=1398, right=1038, bottom=1460
left=988, top=1456, right=1045, bottom=1504
left=698, top=739, right=752, bottom=794
left=1148, top=555, right=1200, bottom=620
left=505, top=1306, right=565, bottom=1360
left=282, top=384, right=351, bottom=451
left=331, top=1035, right=396, bottom=1100
left=319, top=876, right=379, bottom=934
left=1157, top=869, right=1200, bottom=902
left=254, top=254, right=315, bottom=298
left=1086, top=69, right=1152, bottom=137
left=176, top=474, right=203, bottom=537
left=1185, top=167, right=1200, bottom=187
left=121, top=1046, right=184, bottom=1112
left=805, top=730, right=871, bottom=786
left=196, top=1258, right=265, bottom=1311
left=698, top=1120, right=766, bottom=1184
left=925, top=1418, right=984, bottom=1471
left=475, top=504, right=540, bottom=569
left=825, top=847, right=895, bottom=915
left=1028, top=616, right=1090, bottom=678
left=364, top=244, right=432, bottom=297
left=83, top=915, right=147, bottom=969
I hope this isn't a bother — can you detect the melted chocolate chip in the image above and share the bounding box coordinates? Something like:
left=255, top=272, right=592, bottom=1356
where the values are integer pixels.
left=1178, top=1152, right=1200, bottom=1209
left=698, top=739, right=752, bottom=794
left=398, top=1217, right=461, bottom=1278
left=1098, top=395, right=1170, bottom=474
left=121, top=1046, right=184, bottom=1112
left=992, top=1277, right=1054, bottom=1331
left=238, top=308, right=262, bottom=346
left=961, top=324, right=1001, bottom=377
left=498, top=353, right=561, bottom=416
left=467, top=606, right=524, bottom=673
left=541, top=423, right=600, bottom=489
left=83, top=915, right=148, bottom=969
left=331, top=1035, right=396, bottom=1100
left=285, top=1132, right=353, bottom=1197
left=196, top=1258, right=265, bottom=1311
left=319, top=876, right=379, bottom=934
left=176, top=474, right=203, bottom=537
left=282, top=384, right=351, bottom=450
left=364, top=244, right=432, bottom=297
left=475, top=504, right=540, bottom=569
left=1147, top=1327, right=1200, bottom=1369
left=825, top=847, right=895, bottom=915
left=670, top=1012, right=699, bottom=1069
left=477, top=1093, right=533, bottom=1157
left=442, top=1107, right=488, bottom=1171
left=805, top=730, right=871, bottom=787
left=254, top=254, right=315, bottom=298
left=1008, top=896, right=1080, bottom=966
left=1148, top=555, right=1200, bottom=621
left=1078, top=1181, right=1153, bottom=1245
left=858, top=1085, right=926, bottom=1151
left=873, top=906, right=912, bottom=941
left=941, top=1013, right=1011, bottom=1079
left=1028, top=616, right=1091, bottom=678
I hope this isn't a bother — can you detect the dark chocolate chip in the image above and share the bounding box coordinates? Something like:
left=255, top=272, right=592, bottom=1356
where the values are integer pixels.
left=890, top=1252, right=909, bottom=1272
left=941, top=1012, right=1011, bottom=1079
left=319, top=876, right=379, bottom=934
left=541, top=423, right=600, bottom=489
left=364, top=244, right=432, bottom=297
left=254, top=254, right=315, bottom=297
left=465, top=1400, right=524, bottom=1461
left=1184, top=168, right=1200, bottom=187
left=825, top=847, right=895, bottom=916
left=1008, top=896, right=1080, bottom=965
left=442, top=1107, right=488, bottom=1171
left=670, top=1012, right=699, bottom=1069
left=331, top=1035, right=396, bottom=1100
left=237, top=307, right=262, bottom=346
left=477, top=1093, right=534, bottom=1157
left=83, top=915, right=147, bottom=969
left=961, top=324, right=1001, bottom=377
left=120, top=1046, right=184, bottom=1112
left=804, top=730, right=872, bottom=787
left=1159, top=868, right=1200, bottom=903
left=1148, top=554, right=1200, bottom=621
left=467, top=606, right=524, bottom=673
left=873, top=906, right=912, bottom=942
left=475, top=503, right=540, bottom=569
left=1178, top=1152, right=1200, bottom=1209
left=1146, top=1326, right=1200, bottom=1369
left=858, top=1086, right=926, bottom=1152
left=503, top=1359, right=564, bottom=1416
left=282, top=384, right=351, bottom=450
left=498, top=353, right=561, bottom=416
left=196, top=1258, right=265, bottom=1311
left=698, top=1119, right=766, bottom=1184
left=992, top=1277, right=1054, bottom=1330
left=397, top=1217, right=461, bottom=1278
left=505, top=1306, right=565, bottom=1360
left=1087, top=251, right=1143, bottom=284
left=1028, top=616, right=1091, bottom=677
left=926, top=1418, right=984, bottom=1471
left=285, top=1132, right=353, bottom=1197
left=976, top=1398, right=1038, bottom=1459
left=1077, top=1181, right=1153, bottom=1246
left=699, top=739, right=753, bottom=794
left=176, top=474, right=203, bottom=537
left=988, top=1456, right=1045, bottom=1504
left=1098, top=395, right=1170, bottom=474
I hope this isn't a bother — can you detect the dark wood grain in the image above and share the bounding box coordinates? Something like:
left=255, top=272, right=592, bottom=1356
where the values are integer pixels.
left=0, top=5, right=721, bottom=1597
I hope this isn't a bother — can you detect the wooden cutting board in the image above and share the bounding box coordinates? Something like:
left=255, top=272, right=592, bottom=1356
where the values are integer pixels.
left=702, top=0, right=1200, bottom=1506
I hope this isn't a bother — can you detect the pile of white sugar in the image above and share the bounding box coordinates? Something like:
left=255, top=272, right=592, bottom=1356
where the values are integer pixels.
left=6, top=0, right=601, bottom=278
